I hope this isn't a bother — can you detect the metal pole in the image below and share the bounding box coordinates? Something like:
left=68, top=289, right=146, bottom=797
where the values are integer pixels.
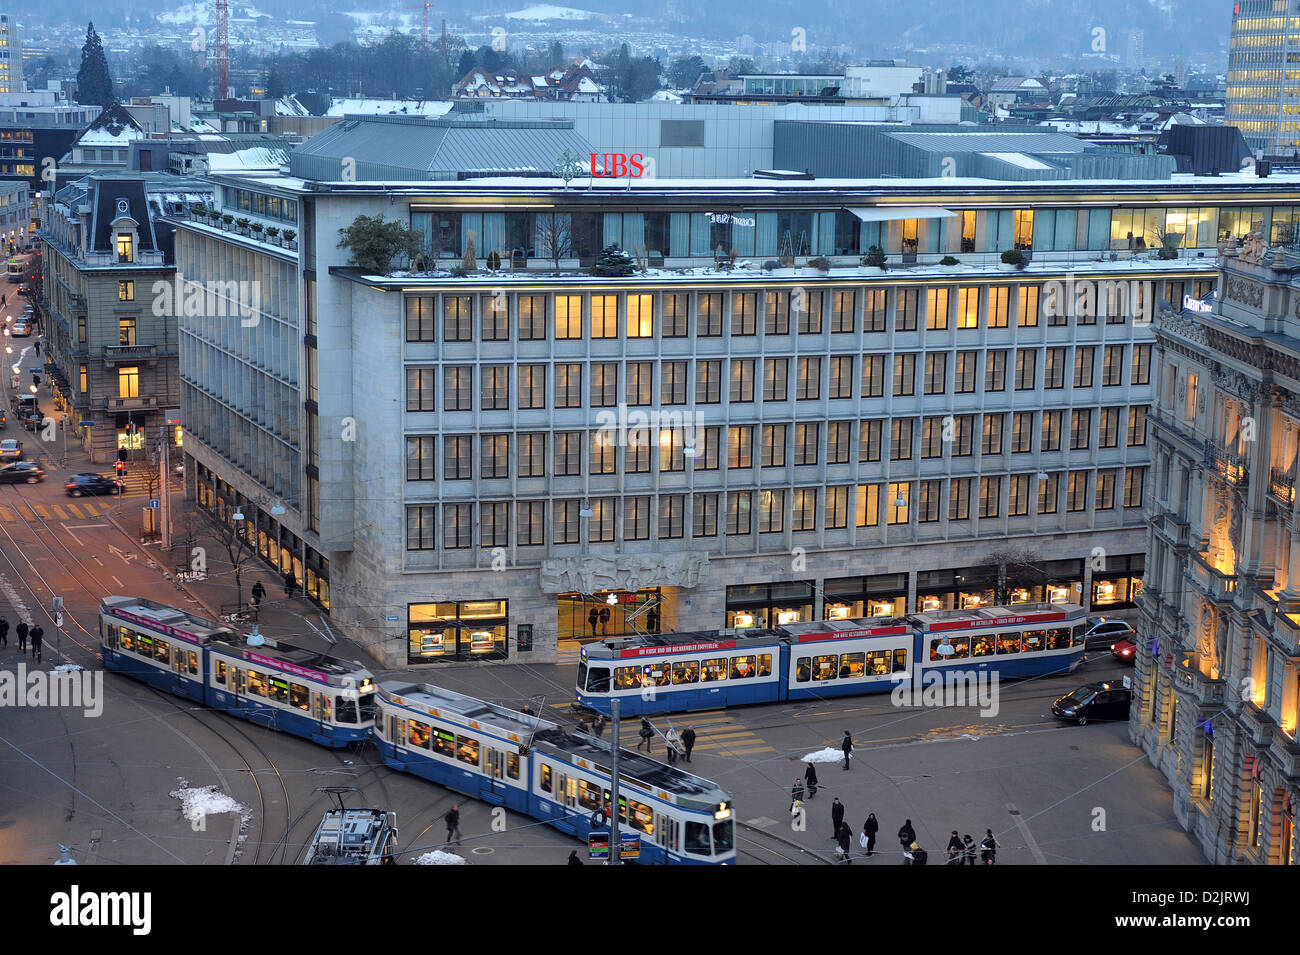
left=160, top=425, right=171, bottom=550
left=610, top=698, right=621, bottom=866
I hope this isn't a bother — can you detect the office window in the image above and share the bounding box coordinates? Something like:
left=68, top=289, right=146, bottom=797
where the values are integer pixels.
left=518, top=294, right=546, bottom=339
left=949, top=478, right=970, bottom=520
left=662, top=360, right=688, bottom=405
left=556, top=295, right=582, bottom=338
left=1014, top=349, right=1037, bottom=390
left=1018, top=286, right=1039, bottom=326
left=481, top=434, right=509, bottom=478
left=954, top=351, right=977, bottom=393
left=730, top=359, right=755, bottom=403
left=518, top=364, right=546, bottom=408
left=918, top=480, right=942, bottom=522
left=1039, top=472, right=1059, bottom=514
left=659, top=494, right=686, bottom=539
left=553, top=432, right=582, bottom=476
left=519, top=433, right=545, bottom=477
left=118, top=317, right=136, bottom=346
left=831, top=289, right=856, bottom=333
left=1044, top=347, right=1066, bottom=389
left=482, top=293, right=509, bottom=340
left=1099, top=407, right=1120, bottom=448
left=857, top=484, right=880, bottom=527
left=1096, top=471, right=1116, bottom=510
left=952, top=415, right=973, bottom=456
left=797, top=357, right=822, bottom=399
left=518, top=501, right=545, bottom=545
left=859, top=419, right=882, bottom=462
left=659, top=428, right=686, bottom=471
left=624, top=362, right=652, bottom=406
left=406, top=366, right=436, bottom=411
left=729, top=425, right=754, bottom=468
left=590, top=362, right=618, bottom=407
left=922, top=417, right=945, bottom=459
left=481, top=365, right=509, bottom=410
left=826, top=486, right=850, bottom=528
left=888, top=483, right=910, bottom=524
left=1131, top=344, right=1151, bottom=385
left=1070, top=409, right=1091, bottom=450
left=590, top=499, right=615, bottom=542
left=1074, top=346, right=1095, bottom=388
left=626, top=429, right=651, bottom=473
left=764, top=358, right=789, bottom=401
left=406, top=505, right=437, bottom=550
left=555, top=363, right=582, bottom=407
left=890, top=418, right=913, bottom=460
left=1125, top=467, right=1145, bottom=507
left=985, top=350, right=1006, bottom=392
left=625, top=497, right=651, bottom=540
left=406, top=436, right=435, bottom=480
left=554, top=500, right=580, bottom=544
left=957, top=287, right=980, bottom=328
left=761, top=424, right=787, bottom=467
left=627, top=294, right=654, bottom=337
left=1041, top=410, right=1062, bottom=451
left=826, top=421, right=851, bottom=464
left=696, top=360, right=722, bottom=403
left=979, top=477, right=1000, bottom=518
left=118, top=280, right=134, bottom=302
left=590, top=430, right=616, bottom=474
left=1067, top=471, right=1088, bottom=512
left=1013, top=210, right=1034, bottom=249
left=829, top=356, right=854, bottom=399
left=926, top=288, right=950, bottom=329
left=758, top=489, right=784, bottom=533
left=443, top=366, right=472, bottom=411
left=696, top=427, right=721, bottom=470
left=863, top=288, right=886, bottom=332
left=481, top=502, right=509, bottom=547
left=726, top=491, right=752, bottom=535
left=894, top=354, right=916, bottom=396
left=591, top=294, right=618, bottom=338
left=862, top=355, right=885, bottom=397
left=982, top=413, right=1004, bottom=455
left=1128, top=406, right=1148, bottom=446
left=698, top=292, right=723, bottom=336
left=923, top=353, right=946, bottom=395
left=443, top=435, right=472, bottom=480
left=1008, top=474, right=1030, bottom=516
left=1012, top=411, right=1034, bottom=452
left=1103, top=345, right=1124, bottom=386
left=731, top=292, right=757, bottom=335
left=987, top=286, right=1009, bottom=328
left=663, top=293, right=688, bottom=337
left=443, top=295, right=472, bottom=341
left=895, top=288, right=917, bottom=331
left=694, top=493, right=719, bottom=537
left=765, top=290, right=790, bottom=334
left=798, top=289, right=823, bottom=333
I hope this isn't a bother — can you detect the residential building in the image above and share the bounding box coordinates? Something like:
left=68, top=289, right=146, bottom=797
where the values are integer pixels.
left=0, top=177, right=28, bottom=242
left=55, top=102, right=148, bottom=183
left=40, top=172, right=212, bottom=462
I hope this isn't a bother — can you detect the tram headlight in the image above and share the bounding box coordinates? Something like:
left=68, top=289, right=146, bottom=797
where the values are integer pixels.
left=714, top=803, right=731, bottom=820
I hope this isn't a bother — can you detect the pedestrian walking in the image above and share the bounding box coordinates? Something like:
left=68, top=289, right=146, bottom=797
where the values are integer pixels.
left=841, top=730, right=853, bottom=770
left=31, top=627, right=41, bottom=661
left=911, top=842, right=928, bottom=865
left=831, top=797, right=845, bottom=839
left=947, top=830, right=963, bottom=865
left=664, top=725, right=682, bottom=764
left=861, top=813, right=879, bottom=856
left=962, top=834, right=977, bottom=865
left=592, top=713, right=606, bottom=737
left=898, top=818, right=916, bottom=850
left=598, top=605, right=611, bottom=635
left=251, top=580, right=266, bottom=607
left=33, top=340, right=39, bottom=356
left=587, top=607, right=599, bottom=636
left=636, top=717, right=653, bottom=752
left=283, top=570, right=297, bottom=598
left=804, top=762, right=819, bottom=798
left=0, top=617, right=8, bottom=648
left=791, top=778, right=805, bottom=810
left=680, top=725, right=695, bottom=762
left=567, top=849, right=583, bottom=865
left=444, top=804, right=462, bottom=846
left=836, top=822, right=853, bottom=865
left=980, top=829, right=1000, bottom=865
left=15, top=621, right=27, bottom=651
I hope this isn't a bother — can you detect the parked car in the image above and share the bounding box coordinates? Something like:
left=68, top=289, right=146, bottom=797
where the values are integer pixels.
left=65, top=473, right=124, bottom=496
left=1082, top=617, right=1136, bottom=650
left=1111, top=639, right=1137, bottom=665
left=1051, top=682, right=1133, bottom=725
left=0, top=461, right=44, bottom=484
left=0, top=438, right=21, bottom=461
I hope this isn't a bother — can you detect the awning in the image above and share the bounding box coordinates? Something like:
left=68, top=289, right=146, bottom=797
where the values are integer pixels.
left=848, top=206, right=958, bottom=222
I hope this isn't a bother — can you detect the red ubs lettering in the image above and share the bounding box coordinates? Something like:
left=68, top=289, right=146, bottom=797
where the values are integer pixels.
left=590, top=153, right=646, bottom=178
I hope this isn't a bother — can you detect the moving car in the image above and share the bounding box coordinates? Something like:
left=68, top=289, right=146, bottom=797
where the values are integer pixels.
left=65, top=473, right=124, bottom=497
left=0, top=461, right=44, bottom=484
left=1082, top=617, right=1136, bottom=650
left=1051, top=682, right=1132, bottom=725
left=0, top=438, right=21, bottom=461
left=1111, top=639, right=1137, bottom=664
left=10, top=319, right=30, bottom=337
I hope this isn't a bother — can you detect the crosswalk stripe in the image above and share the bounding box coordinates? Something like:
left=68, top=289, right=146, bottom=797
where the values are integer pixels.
left=716, top=745, right=777, bottom=756
left=694, top=729, right=757, bottom=741
left=51, top=506, right=68, bottom=520
left=0, top=508, right=13, bottom=522
left=64, top=502, right=84, bottom=518
left=33, top=505, right=50, bottom=518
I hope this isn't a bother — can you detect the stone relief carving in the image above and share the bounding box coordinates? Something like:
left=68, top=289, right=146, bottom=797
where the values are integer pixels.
left=1216, top=371, right=1259, bottom=405
left=1157, top=309, right=1210, bottom=346
left=1239, top=231, right=1267, bottom=265
left=1225, top=277, right=1265, bottom=308
left=1214, top=617, right=1228, bottom=680
left=538, top=552, right=708, bottom=594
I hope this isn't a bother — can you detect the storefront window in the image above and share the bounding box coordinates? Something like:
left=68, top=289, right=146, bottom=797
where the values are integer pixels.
left=726, top=581, right=813, bottom=629
left=823, top=574, right=907, bottom=619
left=558, top=589, right=661, bottom=643
left=1090, top=554, right=1144, bottom=611
left=408, top=600, right=509, bottom=662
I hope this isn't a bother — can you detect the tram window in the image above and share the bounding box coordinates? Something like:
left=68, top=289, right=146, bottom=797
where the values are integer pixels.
left=120, top=628, right=135, bottom=652
left=1022, top=630, right=1045, bottom=652
left=1072, top=624, right=1087, bottom=646
left=671, top=661, right=699, bottom=684
left=839, top=652, right=866, bottom=679
left=187, top=650, right=199, bottom=674
left=757, top=654, right=772, bottom=677
left=432, top=727, right=456, bottom=758
left=730, top=656, right=756, bottom=680
left=651, top=666, right=671, bottom=687
left=456, top=735, right=480, bottom=766
left=540, top=763, right=553, bottom=794
left=866, top=650, right=890, bottom=675
left=576, top=662, right=588, bottom=691
left=971, top=636, right=995, bottom=658
left=137, top=635, right=153, bottom=657
left=892, top=649, right=908, bottom=673
left=950, top=637, right=970, bottom=659
left=714, top=819, right=734, bottom=853
left=685, top=821, right=712, bottom=856
left=359, top=693, right=376, bottom=723
left=578, top=779, right=603, bottom=811
left=289, top=683, right=310, bottom=710
left=335, top=695, right=358, bottom=723
left=316, top=694, right=331, bottom=722
left=104, top=624, right=117, bottom=648
left=614, top=666, right=641, bottom=690
left=997, top=633, right=1020, bottom=654
left=628, top=798, right=654, bottom=835
left=154, top=638, right=170, bottom=663
left=812, top=654, right=838, bottom=681
left=1047, top=627, right=1071, bottom=650
left=269, top=678, right=290, bottom=704
left=248, top=670, right=269, bottom=697
left=586, top=667, right=610, bottom=693
left=701, top=658, right=728, bottom=682
left=507, top=753, right=520, bottom=779
left=795, top=657, right=811, bottom=682
left=215, top=660, right=227, bottom=684
left=929, top=640, right=942, bottom=661
left=409, top=719, right=432, bottom=749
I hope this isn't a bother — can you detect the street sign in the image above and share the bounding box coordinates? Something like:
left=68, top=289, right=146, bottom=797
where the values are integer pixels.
left=148, top=499, right=160, bottom=509
left=54, top=612, right=63, bottom=628
left=383, top=614, right=400, bottom=622
left=619, top=833, right=641, bottom=859
left=78, top=420, right=93, bottom=428
left=588, top=831, right=610, bottom=860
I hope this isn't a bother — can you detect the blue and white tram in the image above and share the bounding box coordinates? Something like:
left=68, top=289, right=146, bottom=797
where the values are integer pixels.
left=100, top=596, right=377, bottom=747
left=911, top=603, right=1088, bottom=680
left=375, top=681, right=737, bottom=864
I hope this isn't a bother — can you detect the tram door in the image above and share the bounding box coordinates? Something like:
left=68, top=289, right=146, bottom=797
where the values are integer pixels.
left=484, top=748, right=506, bottom=804
left=312, top=692, right=333, bottom=731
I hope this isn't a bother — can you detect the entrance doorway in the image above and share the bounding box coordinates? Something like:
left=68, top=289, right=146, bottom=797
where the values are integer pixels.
left=557, top=589, right=662, bottom=655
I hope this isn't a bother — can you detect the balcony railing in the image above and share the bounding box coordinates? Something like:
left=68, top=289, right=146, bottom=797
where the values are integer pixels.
left=1271, top=467, right=1297, bottom=506
left=103, top=344, right=157, bottom=361
left=101, top=396, right=157, bottom=411
left=1173, top=661, right=1227, bottom=707
left=1205, top=442, right=1249, bottom=488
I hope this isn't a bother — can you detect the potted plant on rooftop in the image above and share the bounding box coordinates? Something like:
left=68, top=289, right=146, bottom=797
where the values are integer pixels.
left=283, top=229, right=296, bottom=249
left=861, top=245, right=888, bottom=274
left=999, top=248, right=1026, bottom=271
left=266, top=226, right=280, bottom=245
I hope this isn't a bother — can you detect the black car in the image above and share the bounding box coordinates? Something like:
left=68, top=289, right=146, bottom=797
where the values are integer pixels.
left=21, top=411, right=43, bottom=432
left=0, top=461, right=44, bottom=484
left=65, top=473, right=124, bottom=497
left=1051, top=682, right=1132, bottom=726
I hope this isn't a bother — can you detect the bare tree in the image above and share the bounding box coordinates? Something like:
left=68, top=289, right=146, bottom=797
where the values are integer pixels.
left=536, top=212, right=574, bottom=274
left=967, top=548, right=1048, bottom=606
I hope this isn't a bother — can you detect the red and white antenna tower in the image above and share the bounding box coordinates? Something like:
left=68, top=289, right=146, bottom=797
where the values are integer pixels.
left=405, top=2, right=435, bottom=46
left=215, top=0, right=231, bottom=99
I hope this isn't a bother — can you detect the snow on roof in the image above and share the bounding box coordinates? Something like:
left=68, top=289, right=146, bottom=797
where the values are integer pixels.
left=504, top=4, right=596, bottom=19
left=981, top=151, right=1053, bottom=170
left=207, top=147, right=288, bottom=171
left=78, top=126, right=142, bottom=146
left=324, top=99, right=454, bottom=117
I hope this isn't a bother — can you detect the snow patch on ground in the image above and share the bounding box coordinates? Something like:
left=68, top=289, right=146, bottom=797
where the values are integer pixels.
left=802, top=747, right=845, bottom=764
left=170, top=778, right=251, bottom=826
left=413, top=850, right=467, bottom=865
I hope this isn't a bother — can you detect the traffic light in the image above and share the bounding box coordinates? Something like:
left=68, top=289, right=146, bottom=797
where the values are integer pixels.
left=114, top=461, right=125, bottom=476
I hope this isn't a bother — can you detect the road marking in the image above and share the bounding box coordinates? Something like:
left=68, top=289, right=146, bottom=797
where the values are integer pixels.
left=67, top=523, right=107, bottom=529
left=51, top=505, right=68, bottom=520
left=0, top=508, right=12, bottom=522
left=62, top=525, right=84, bottom=547
left=107, top=544, right=135, bottom=562
left=111, top=575, right=124, bottom=587
left=64, top=502, right=84, bottom=518
left=33, top=504, right=49, bottom=518
left=717, top=745, right=777, bottom=756
left=1006, top=803, right=1047, bottom=865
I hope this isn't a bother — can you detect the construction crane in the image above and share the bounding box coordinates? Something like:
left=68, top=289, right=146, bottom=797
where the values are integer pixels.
left=214, top=0, right=231, bottom=99
left=405, top=2, right=435, bottom=46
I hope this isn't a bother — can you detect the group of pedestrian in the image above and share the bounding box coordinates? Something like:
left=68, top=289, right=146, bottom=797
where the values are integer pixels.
left=0, top=617, right=42, bottom=661
left=799, top=791, right=1001, bottom=865
left=633, top=718, right=696, bottom=763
